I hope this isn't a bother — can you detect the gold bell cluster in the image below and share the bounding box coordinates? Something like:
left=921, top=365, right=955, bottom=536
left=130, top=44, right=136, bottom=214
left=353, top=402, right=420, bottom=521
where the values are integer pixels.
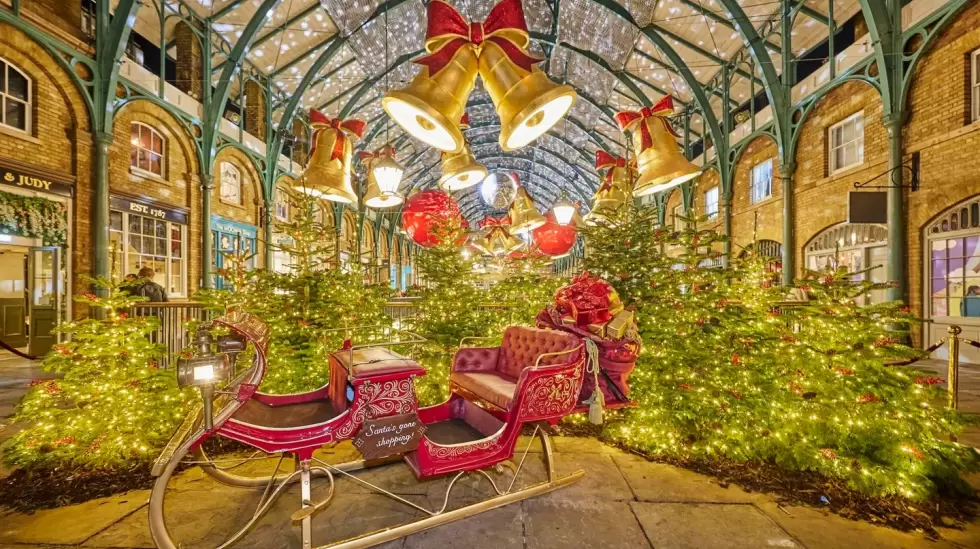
left=383, top=0, right=576, bottom=153
left=585, top=150, right=635, bottom=226
left=615, top=96, right=701, bottom=198
left=439, top=113, right=487, bottom=191
left=471, top=215, right=523, bottom=256
left=294, top=109, right=366, bottom=205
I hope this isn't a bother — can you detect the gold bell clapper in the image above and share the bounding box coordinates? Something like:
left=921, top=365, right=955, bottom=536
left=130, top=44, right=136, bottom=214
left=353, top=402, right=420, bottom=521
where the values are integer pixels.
left=508, top=185, right=547, bottom=235
left=295, top=109, right=365, bottom=204
left=360, top=146, right=405, bottom=209
left=439, top=112, right=488, bottom=191
left=390, top=0, right=575, bottom=154
left=615, top=96, right=701, bottom=198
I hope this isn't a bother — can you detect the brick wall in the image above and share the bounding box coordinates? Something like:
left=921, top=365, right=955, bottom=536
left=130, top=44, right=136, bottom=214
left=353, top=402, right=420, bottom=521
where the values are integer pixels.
left=731, top=135, right=782, bottom=252
left=692, top=167, right=723, bottom=232
left=0, top=24, right=92, bottom=316
left=212, top=147, right=266, bottom=268
left=174, top=21, right=203, bottom=101
left=291, top=120, right=308, bottom=167
left=24, top=0, right=83, bottom=40
left=110, top=100, right=201, bottom=298
left=244, top=80, right=267, bottom=141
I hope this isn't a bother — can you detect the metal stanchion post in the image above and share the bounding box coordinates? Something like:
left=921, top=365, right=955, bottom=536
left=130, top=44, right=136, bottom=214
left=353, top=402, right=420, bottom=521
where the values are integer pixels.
left=947, top=325, right=961, bottom=410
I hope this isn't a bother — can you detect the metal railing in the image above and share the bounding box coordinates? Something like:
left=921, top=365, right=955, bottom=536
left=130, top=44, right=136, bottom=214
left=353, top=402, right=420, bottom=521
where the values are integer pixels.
left=129, top=302, right=212, bottom=368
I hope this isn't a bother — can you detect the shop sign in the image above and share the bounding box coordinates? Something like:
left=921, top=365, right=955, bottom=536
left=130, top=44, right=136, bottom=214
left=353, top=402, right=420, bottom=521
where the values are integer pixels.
left=0, top=167, right=73, bottom=197
left=211, top=215, right=258, bottom=237
left=352, top=413, right=426, bottom=460
left=110, top=196, right=188, bottom=224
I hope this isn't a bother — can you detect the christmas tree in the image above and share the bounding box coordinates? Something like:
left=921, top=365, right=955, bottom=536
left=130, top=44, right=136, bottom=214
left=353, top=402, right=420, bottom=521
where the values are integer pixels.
left=580, top=202, right=979, bottom=499
left=2, top=278, right=191, bottom=469
left=194, top=191, right=392, bottom=395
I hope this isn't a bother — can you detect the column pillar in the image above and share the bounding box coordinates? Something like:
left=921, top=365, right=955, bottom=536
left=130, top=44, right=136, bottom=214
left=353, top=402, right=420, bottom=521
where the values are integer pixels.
left=201, top=174, right=214, bottom=289
left=93, top=131, right=113, bottom=294
left=884, top=114, right=907, bottom=302
left=779, top=162, right=796, bottom=285
left=264, top=201, right=274, bottom=271
left=721, top=191, right=733, bottom=269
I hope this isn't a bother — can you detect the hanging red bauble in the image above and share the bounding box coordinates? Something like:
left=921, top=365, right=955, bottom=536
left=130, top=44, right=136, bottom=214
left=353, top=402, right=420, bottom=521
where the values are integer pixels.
left=531, top=211, right=576, bottom=257
left=401, top=189, right=464, bottom=248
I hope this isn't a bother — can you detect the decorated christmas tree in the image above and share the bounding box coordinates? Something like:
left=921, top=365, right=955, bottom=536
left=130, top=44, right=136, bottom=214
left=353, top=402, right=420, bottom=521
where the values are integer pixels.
left=580, top=202, right=979, bottom=499
left=2, top=278, right=191, bottom=469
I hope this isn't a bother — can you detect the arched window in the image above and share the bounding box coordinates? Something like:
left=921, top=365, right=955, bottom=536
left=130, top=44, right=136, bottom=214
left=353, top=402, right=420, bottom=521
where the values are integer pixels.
left=0, top=58, right=31, bottom=133
left=274, top=186, right=289, bottom=221
left=738, top=240, right=783, bottom=259
left=130, top=122, right=165, bottom=177
left=925, top=196, right=980, bottom=319
left=219, top=162, right=242, bottom=205
left=805, top=223, right=888, bottom=304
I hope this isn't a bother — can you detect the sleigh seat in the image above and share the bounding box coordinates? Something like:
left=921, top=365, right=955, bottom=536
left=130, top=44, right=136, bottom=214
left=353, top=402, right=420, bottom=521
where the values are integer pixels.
left=450, top=326, right=583, bottom=412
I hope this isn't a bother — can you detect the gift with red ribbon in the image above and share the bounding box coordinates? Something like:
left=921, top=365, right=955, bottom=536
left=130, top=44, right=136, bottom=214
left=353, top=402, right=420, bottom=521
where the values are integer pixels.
left=613, top=96, right=680, bottom=150
left=309, top=109, right=366, bottom=162
left=553, top=271, right=621, bottom=326
left=415, top=0, right=542, bottom=76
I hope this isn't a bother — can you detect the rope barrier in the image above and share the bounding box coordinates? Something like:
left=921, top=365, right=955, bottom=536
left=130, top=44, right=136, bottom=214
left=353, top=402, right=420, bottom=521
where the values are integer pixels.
left=885, top=338, right=947, bottom=366
left=0, top=337, right=38, bottom=361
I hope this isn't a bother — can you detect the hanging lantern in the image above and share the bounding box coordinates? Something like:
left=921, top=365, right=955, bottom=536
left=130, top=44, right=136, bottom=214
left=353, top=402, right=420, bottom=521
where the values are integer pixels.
left=585, top=150, right=634, bottom=226
left=294, top=109, right=365, bottom=204
left=615, top=96, right=701, bottom=198
left=508, top=182, right=546, bottom=235
left=532, top=210, right=576, bottom=258
left=401, top=189, right=464, bottom=248
left=472, top=216, right=522, bottom=256
left=552, top=194, right=576, bottom=226
left=439, top=113, right=488, bottom=191
left=361, top=146, right=405, bottom=209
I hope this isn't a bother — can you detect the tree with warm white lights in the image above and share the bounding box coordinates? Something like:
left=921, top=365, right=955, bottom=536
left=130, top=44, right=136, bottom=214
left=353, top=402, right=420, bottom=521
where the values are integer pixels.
left=2, top=279, right=192, bottom=469
left=581, top=203, right=979, bottom=499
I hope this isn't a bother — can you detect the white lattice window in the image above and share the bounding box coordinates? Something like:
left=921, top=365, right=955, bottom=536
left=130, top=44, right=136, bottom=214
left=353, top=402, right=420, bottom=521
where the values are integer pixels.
left=704, top=186, right=719, bottom=219
left=274, top=186, right=289, bottom=221
left=828, top=112, right=864, bottom=174
left=750, top=159, right=773, bottom=204
left=130, top=122, right=165, bottom=177
left=219, top=162, right=242, bottom=205
left=0, top=58, right=31, bottom=133
left=971, top=49, right=980, bottom=123
left=673, top=204, right=686, bottom=231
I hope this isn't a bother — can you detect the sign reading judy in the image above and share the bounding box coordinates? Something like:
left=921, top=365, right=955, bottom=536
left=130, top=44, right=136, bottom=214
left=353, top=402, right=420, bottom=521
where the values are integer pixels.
left=353, top=413, right=427, bottom=460
left=0, top=168, right=73, bottom=197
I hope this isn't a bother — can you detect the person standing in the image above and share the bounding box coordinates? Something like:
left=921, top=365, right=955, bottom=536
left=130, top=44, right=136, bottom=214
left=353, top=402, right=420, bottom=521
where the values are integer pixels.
left=135, top=267, right=169, bottom=302
left=961, top=285, right=980, bottom=317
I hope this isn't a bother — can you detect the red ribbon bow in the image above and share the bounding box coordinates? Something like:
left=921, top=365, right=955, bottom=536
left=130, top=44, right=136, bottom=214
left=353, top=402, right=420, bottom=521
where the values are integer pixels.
left=614, top=96, right=679, bottom=150
left=480, top=215, right=513, bottom=238
left=415, top=0, right=541, bottom=76
left=309, top=108, right=366, bottom=162
left=595, top=150, right=633, bottom=191
left=357, top=145, right=396, bottom=163
left=460, top=112, right=470, bottom=129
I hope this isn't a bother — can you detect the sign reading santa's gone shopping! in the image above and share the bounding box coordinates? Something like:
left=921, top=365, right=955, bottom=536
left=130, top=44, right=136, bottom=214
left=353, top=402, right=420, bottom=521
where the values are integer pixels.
left=353, top=413, right=426, bottom=460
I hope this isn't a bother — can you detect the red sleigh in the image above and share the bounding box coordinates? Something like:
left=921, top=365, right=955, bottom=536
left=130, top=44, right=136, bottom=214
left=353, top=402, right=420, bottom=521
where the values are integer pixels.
left=149, top=310, right=587, bottom=549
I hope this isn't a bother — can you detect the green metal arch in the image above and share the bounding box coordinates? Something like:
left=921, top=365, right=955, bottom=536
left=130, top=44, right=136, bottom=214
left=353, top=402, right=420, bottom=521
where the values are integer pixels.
left=214, top=141, right=270, bottom=200
left=898, top=0, right=975, bottom=112
left=857, top=0, right=900, bottom=116
left=114, top=95, right=206, bottom=172
left=728, top=129, right=778, bottom=173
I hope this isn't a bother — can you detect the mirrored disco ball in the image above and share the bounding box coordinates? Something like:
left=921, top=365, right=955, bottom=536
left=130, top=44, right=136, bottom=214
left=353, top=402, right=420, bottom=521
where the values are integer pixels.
left=480, top=172, right=517, bottom=209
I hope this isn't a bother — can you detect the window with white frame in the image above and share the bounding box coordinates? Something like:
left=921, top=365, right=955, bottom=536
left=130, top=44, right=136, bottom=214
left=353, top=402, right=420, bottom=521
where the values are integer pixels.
left=971, top=49, right=980, bottom=123
left=673, top=204, right=687, bottom=231
left=130, top=122, right=165, bottom=177
left=750, top=159, right=773, bottom=204
left=828, top=111, right=864, bottom=173
left=219, top=162, right=242, bottom=205
left=704, top=186, right=719, bottom=220
left=274, top=186, right=289, bottom=221
left=109, top=210, right=186, bottom=297
left=0, top=58, right=31, bottom=133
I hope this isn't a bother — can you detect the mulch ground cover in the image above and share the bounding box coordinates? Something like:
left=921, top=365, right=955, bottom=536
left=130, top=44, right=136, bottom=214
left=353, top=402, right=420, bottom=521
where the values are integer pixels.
left=561, top=422, right=979, bottom=539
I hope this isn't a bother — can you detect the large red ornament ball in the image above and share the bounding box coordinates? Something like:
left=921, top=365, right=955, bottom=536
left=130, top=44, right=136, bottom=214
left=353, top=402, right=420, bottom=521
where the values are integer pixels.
left=401, top=190, right=464, bottom=248
left=532, top=211, right=576, bottom=257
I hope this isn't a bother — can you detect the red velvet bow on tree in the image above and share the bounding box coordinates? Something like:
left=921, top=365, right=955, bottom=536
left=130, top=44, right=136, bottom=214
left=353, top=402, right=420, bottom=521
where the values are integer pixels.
left=309, top=108, right=366, bottom=161
left=614, top=96, right=680, bottom=150
left=415, top=0, right=542, bottom=76
left=479, top=215, right=513, bottom=239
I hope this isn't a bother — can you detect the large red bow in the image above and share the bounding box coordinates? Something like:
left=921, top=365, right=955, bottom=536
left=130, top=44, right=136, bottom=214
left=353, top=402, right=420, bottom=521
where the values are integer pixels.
left=309, top=109, right=366, bottom=162
left=357, top=145, right=396, bottom=163
left=479, top=215, right=512, bottom=229
left=415, top=0, right=541, bottom=76
left=614, top=96, right=679, bottom=150
left=595, top=150, right=633, bottom=191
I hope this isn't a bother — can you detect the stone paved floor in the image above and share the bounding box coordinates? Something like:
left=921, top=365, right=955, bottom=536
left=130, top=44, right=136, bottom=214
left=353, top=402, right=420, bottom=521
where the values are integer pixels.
left=0, top=437, right=977, bottom=549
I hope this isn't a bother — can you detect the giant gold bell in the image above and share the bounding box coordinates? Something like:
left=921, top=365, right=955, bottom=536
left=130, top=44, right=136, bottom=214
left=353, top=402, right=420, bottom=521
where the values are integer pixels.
left=508, top=186, right=546, bottom=234
left=626, top=117, right=701, bottom=198
left=479, top=41, right=576, bottom=151
left=585, top=164, right=634, bottom=226
left=439, top=142, right=488, bottom=191
left=295, top=124, right=357, bottom=204
left=382, top=45, right=478, bottom=154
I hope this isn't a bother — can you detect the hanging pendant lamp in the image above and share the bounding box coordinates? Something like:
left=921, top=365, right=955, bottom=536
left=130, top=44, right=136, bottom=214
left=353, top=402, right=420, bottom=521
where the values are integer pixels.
left=362, top=146, right=405, bottom=209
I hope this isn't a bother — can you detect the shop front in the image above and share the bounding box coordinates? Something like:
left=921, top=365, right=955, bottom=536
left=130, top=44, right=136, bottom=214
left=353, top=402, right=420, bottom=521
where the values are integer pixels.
left=0, top=160, right=73, bottom=356
left=109, top=195, right=188, bottom=300
left=210, top=215, right=257, bottom=288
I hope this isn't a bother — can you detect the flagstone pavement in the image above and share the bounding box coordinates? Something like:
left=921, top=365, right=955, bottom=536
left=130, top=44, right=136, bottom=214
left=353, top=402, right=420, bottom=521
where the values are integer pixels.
left=0, top=436, right=977, bottom=549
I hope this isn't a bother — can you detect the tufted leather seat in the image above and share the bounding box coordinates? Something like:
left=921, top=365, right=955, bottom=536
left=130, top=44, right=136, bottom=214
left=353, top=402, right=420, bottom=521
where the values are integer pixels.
left=449, top=326, right=581, bottom=410
left=331, top=348, right=426, bottom=379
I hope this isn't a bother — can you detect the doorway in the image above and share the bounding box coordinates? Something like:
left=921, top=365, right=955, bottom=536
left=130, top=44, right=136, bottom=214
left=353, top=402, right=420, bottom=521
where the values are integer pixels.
left=0, top=241, right=62, bottom=357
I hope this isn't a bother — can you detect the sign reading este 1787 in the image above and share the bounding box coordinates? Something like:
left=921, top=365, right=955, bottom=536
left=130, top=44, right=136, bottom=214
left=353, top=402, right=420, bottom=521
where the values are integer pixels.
left=353, top=413, right=427, bottom=460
